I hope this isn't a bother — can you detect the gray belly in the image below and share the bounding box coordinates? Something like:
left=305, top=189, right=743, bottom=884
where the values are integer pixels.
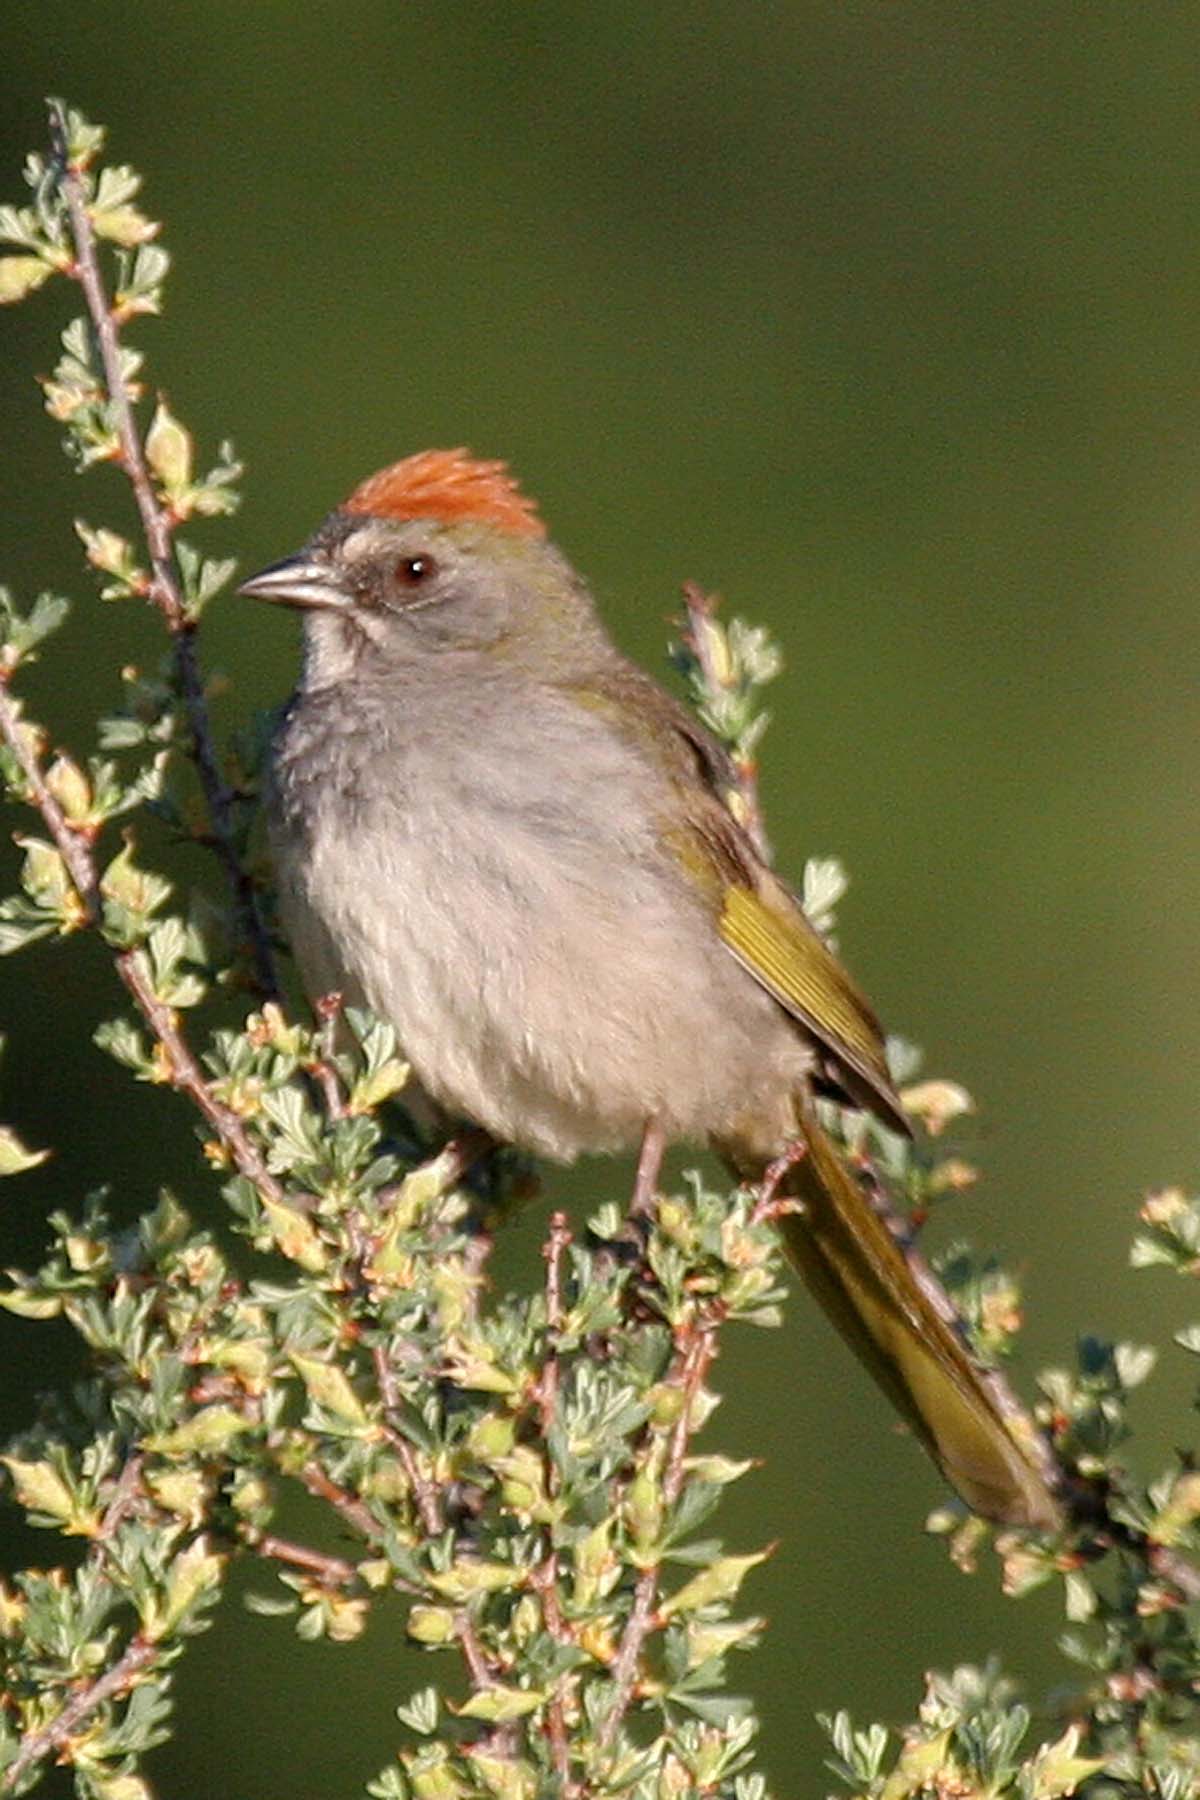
left=272, top=780, right=809, bottom=1161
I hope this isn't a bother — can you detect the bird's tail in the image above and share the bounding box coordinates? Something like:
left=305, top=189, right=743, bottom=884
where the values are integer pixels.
left=776, top=1097, right=1062, bottom=1529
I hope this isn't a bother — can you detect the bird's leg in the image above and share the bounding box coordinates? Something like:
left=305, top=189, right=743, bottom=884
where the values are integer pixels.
left=752, top=1138, right=809, bottom=1222
left=631, top=1116, right=667, bottom=1220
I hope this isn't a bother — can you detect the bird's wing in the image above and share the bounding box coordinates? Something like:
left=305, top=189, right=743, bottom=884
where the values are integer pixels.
left=558, top=665, right=907, bottom=1132
left=637, top=685, right=908, bottom=1133
left=717, top=877, right=909, bottom=1136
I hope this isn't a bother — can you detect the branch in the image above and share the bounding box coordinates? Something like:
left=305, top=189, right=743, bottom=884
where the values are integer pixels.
left=47, top=100, right=278, bottom=999
left=113, top=945, right=286, bottom=1202
left=2, top=1633, right=159, bottom=1793
left=0, top=680, right=288, bottom=1207
left=252, top=1532, right=359, bottom=1589
left=0, top=682, right=98, bottom=915
left=598, top=1322, right=718, bottom=1751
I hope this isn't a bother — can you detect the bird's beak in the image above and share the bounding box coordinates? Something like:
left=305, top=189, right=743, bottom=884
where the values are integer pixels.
left=238, top=554, right=350, bottom=610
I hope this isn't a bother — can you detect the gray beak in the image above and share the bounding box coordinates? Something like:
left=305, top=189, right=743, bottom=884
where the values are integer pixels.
left=238, top=554, right=350, bottom=610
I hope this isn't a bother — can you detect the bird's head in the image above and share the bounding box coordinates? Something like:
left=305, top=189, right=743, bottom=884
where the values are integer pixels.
left=240, top=449, right=603, bottom=683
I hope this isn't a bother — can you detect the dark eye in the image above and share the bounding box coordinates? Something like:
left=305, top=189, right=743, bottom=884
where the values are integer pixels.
left=395, top=554, right=437, bottom=587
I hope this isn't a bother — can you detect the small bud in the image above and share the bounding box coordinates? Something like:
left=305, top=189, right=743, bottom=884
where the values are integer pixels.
left=465, top=1411, right=517, bottom=1462
left=1140, top=1185, right=1190, bottom=1226
left=44, top=753, right=92, bottom=822
left=899, top=1079, right=974, bottom=1136
left=625, top=1464, right=665, bottom=1555
left=145, top=398, right=193, bottom=503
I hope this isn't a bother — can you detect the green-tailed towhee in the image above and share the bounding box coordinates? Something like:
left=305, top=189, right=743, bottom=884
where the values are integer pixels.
left=241, top=448, right=1061, bottom=1530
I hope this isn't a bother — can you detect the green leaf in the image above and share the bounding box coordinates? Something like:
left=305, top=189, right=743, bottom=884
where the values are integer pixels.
left=100, top=840, right=172, bottom=942
left=144, top=399, right=192, bottom=498
left=0, top=254, right=54, bottom=303
left=426, top=1561, right=522, bottom=1602
left=1027, top=1726, right=1107, bottom=1798
left=0, top=1124, right=49, bottom=1176
left=289, top=1351, right=373, bottom=1432
left=146, top=1406, right=254, bottom=1457
left=395, top=1687, right=440, bottom=1736
left=660, top=1549, right=770, bottom=1618
left=3, top=1454, right=98, bottom=1533
left=143, top=1536, right=225, bottom=1640
left=455, top=1685, right=546, bottom=1723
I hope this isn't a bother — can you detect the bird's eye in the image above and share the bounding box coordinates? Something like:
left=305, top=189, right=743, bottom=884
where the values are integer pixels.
left=395, top=554, right=437, bottom=587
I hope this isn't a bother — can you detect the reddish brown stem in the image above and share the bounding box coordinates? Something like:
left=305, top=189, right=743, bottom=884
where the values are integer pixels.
left=456, top=1614, right=495, bottom=1688
left=390, top=1430, right=444, bottom=1539
left=254, top=1532, right=358, bottom=1589
left=295, top=1460, right=383, bottom=1542
left=631, top=1117, right=666, bottom=1220
left=597, top=1325, right=717, bottom=1752
left=538, top=1211, right=571, bottom=1439
left=2, top=1633, right=158, bottom=1792
left=115, top=947, right=287, bottom=1201
left=0, top=681, right=99, bottom=914
left=0, top=670, right=293, bottom=1208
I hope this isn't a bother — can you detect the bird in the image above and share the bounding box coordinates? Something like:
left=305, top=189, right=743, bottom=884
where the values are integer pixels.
left=240, top=447, right=1061, bottom=1530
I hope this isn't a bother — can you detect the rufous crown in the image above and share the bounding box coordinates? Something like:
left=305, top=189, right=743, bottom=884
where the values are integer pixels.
left=343, top=448, right=545, bottom=538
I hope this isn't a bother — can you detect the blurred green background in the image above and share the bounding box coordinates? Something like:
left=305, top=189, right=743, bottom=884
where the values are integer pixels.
left=3, top=2, right=1200, bottom=1792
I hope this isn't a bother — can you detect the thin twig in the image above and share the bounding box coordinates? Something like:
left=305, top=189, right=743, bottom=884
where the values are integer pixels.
left=600, top=1568, right=657, bottom=1751
left=538, top=1212, right=570, bottom=1439
left=295, top=1460, right=383, bottom=1542
left=115, top=947, right=287, bottom=1202
left=253, top=1532, right=359, bottom=1589
left=390, top=1430, right=444, bottom=1539
left=309, top=991, right=347, bottom=1118
left=2, top=1633, right=158, bottom=1793
left=0, top=682, right=99, bottom=913
left=535, top=1213, right=577, bottom=1791
left=366, top=1338, right=446, bottom=1539
left=462, top=1228, right=494, bottom=1327
left=47, top=100, right=278, bottom=998
left=0, top=672, right=291, bottom=1207
left=545, top=1691, right=574, bottom=1794
left=598, top=1325, right=717, bottom=1752
left=456, top=1614, right=495, bottom=1688
left=663, top=1327, right=717, bottom=1507
left=97, top=1452, right=145, bottom=1536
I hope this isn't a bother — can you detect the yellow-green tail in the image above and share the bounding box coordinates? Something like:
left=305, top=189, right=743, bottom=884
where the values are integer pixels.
left=779, top=1102, right=1062, bottom=1530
